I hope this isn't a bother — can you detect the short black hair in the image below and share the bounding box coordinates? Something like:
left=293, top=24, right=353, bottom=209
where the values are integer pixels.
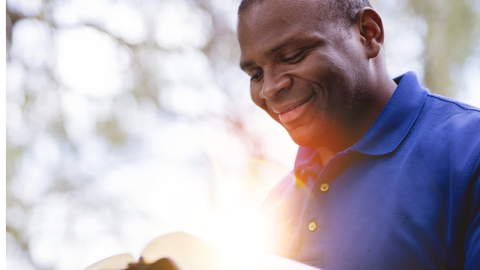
left=238, top=0, right=373, bottom=28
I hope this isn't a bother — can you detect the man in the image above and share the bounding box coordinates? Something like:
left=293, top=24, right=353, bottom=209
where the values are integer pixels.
left=237, top=0, right=480, bottom=269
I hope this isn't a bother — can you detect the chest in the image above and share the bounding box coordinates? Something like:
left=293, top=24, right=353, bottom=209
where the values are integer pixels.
left=272, top=153, right=461, bottom=270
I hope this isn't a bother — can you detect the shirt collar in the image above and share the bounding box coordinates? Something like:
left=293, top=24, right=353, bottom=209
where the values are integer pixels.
left=294, top=71, right=428, bottom=169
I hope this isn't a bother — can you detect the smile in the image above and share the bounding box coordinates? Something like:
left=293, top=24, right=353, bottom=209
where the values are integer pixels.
left=277, top=95, right=314, bottom=125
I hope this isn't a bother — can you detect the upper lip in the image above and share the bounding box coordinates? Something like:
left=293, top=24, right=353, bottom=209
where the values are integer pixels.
left=271, top=95, right=314, bottom=114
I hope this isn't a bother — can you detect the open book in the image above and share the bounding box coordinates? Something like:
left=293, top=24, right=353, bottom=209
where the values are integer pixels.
left=84, top=232, right=320, bottom=270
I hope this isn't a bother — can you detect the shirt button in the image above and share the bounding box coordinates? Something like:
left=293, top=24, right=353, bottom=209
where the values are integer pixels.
left=320, top=183, right=329, bottom=192
left=308, top=221, right=318, bottom=232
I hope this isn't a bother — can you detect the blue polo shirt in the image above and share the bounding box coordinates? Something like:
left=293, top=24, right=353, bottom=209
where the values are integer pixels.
left=260, top=72, right=480, bottom=270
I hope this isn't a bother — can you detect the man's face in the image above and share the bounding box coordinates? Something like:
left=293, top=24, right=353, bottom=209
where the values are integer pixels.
left=238, top=0, right=370, bottom=149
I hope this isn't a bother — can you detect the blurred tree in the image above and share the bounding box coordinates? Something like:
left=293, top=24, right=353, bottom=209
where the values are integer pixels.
left=6, top=0, right=266, bottom=269
left=406, top=0, right=480, bottom=97
left=5, top=0, right=480, bottom=269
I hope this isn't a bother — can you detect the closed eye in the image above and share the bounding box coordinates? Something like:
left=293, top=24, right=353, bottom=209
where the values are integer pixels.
left=250, top=70, right=263, bottom=81
left=281, top=43, right=322, bottom=64
left=281, top=48, right=311, bottom=63
left=282, top=51, right=305, bottom=62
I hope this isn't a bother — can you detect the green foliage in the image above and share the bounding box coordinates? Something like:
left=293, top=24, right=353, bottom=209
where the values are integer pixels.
left=5, top=0, right=480, bottom=269
left=407, top=0, right=480, bottom=96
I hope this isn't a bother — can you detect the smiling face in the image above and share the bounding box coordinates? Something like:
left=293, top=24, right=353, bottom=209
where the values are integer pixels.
left=238, top=0, right=375, bottom=149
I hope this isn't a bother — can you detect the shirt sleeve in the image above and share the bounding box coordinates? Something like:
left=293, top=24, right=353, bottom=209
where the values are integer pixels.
left=464, top=145, right=480, bottom=270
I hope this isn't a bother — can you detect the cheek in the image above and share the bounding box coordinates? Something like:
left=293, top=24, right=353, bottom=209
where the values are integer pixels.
left=250, top=85, right=283, bottom=123
left=289, top=51, right=336, bottom=86
left=250, top=84, right=265, bottom=109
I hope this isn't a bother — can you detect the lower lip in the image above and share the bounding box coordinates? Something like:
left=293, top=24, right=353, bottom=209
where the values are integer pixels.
left=278, top=97, right=312, bottom=125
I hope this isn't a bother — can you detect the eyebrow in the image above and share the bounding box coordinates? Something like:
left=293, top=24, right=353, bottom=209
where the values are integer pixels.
left=239, top=35, right=322, bottom=70
left=240, top=60, right=256, bottom=71
left=240, top=37, right=299, bottom=70
left=267, top=36, right=303, bottom=55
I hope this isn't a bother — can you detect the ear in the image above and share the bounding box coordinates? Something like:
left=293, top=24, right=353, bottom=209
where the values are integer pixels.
left=356, top=8, right=384, bottom=59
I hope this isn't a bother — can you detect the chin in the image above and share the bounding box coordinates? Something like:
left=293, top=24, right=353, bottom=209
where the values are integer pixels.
left=288, top=125, right=322, bottom=148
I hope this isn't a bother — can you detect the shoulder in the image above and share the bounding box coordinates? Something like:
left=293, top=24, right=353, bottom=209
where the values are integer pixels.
left=423, top=93, right=480, bottom=126
left=413, top=94, right=480, bottom=187
left=415, top=94, right=480, bottom=156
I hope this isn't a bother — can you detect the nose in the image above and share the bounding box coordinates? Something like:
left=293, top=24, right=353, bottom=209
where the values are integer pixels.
left=259, top=71, right=292, bottom=100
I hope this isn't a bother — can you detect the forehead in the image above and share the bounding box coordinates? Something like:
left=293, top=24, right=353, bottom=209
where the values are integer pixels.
left=237, top=0, right=335, bottom=65
left=240, top=0, right=322, bottom=25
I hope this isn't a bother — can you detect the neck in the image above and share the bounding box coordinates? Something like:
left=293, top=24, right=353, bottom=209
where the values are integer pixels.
left=316, top=147, right=336, bottom=167
left=316, top=66, right=397, bottom=166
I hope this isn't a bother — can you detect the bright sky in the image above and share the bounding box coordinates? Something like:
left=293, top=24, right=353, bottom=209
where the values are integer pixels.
left=6, top=0, right=480, bottom=269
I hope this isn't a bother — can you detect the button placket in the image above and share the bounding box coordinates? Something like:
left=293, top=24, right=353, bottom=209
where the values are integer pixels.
left=308, top=221, right=318, bottom=232
left=319, top=183, right=329, bottom=192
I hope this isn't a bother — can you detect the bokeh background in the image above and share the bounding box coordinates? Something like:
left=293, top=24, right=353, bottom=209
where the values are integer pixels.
left=5, top=0, right=480, bottom=269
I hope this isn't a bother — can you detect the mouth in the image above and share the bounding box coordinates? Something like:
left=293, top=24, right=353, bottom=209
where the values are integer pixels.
left=275, top=94, right=315, bottom=125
